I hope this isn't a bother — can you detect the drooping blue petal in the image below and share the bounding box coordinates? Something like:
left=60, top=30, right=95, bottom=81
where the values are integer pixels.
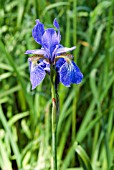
left=59, top=61, right=83, bottom=86
left=55, top=58, right=65, bottom=71
left=59, top=62, right=71, bottom=87
left=56, top=46, right=76, bottom=55
left=25, top=49, right=46, bottom=55
left=28, top=60, right=46, bottom=89
left=32, top=19, right=45, bottom=44
left=70, top=61, right=83, bottom=84
left=55, top=58, right=66, bottom=85
left=42, top=28, right=60, bottom=60
left=38, top=60, right=50, bottom=73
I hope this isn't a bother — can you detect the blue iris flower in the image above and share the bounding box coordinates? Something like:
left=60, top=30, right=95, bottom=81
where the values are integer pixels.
left=25, top=19, right=83, bottom=89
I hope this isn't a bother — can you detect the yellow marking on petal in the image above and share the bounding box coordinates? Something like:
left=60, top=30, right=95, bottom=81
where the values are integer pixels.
left=59, top=53, right=73, bottom=59
left=31, top=54, right=44, bottom=60
left=30, top=54, right=49, bottom=63
left=55, top=53, right=73, bottom=63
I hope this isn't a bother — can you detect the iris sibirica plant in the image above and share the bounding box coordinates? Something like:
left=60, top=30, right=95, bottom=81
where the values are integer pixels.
left=25, top=19, right=83, bottom=170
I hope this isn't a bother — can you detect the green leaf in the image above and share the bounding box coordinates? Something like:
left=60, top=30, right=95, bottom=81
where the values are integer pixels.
left=74, top=143, right=93, bottom=170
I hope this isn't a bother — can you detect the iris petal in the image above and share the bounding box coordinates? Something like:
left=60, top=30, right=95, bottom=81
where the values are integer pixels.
left=25, top=49, right=46, bottom=55
left=55, top=58, right=66, bottom=85
left=59, top=62, right=71, bottom=87
left=53, top=18, right=60, bottom=29
left=38, top=60, right=50, bottom=73
left=59, top=61, right=83, bottom=86
left=70, top=61, right=83, bottom=84
left=42, top=28, right=60, bottom=60
left=56, top=46, right=76, bottom=55
left=53, top=18, right=61, bottom=46
left=29, top=61, right=46, bottom=90
left=55, top=58, right=65, bottom=71
left=32, top=19, right=45, bottom=44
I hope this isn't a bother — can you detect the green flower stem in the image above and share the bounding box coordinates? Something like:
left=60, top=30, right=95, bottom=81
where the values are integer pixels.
left=50, top=65, right=57, bottom=170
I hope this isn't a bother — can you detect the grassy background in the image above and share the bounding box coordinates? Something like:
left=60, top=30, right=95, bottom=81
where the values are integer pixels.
left=0, top=0, right=114, bottom=170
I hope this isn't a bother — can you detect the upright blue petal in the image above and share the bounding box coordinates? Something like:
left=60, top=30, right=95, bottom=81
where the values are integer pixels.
left=53, top=18, right=60, bottom=29
left=28, top=60, right=46, bottom=89
left=53, top=18, right=61, bottom=47
left=42, top=28, right=60, bottom=60
left=59, top=61, right=83, bottom=86
left=32, top=20, right=45, bottom=44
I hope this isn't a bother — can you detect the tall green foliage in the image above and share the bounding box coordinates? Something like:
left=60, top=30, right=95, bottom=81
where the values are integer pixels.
left=0, top=0, right=114, bottom=170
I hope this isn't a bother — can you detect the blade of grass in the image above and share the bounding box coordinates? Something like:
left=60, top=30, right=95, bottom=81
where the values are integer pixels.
left=0, top=40, right=36, bottom=126
left=74, top=143, right=93, bottom=170
left=0, top=105, right=21, bottom=168
left=8, top=111, right=29, bottom=126
left=0, top=138, right=12, bottom=170
left=42, top=2, right=69, bottom=17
